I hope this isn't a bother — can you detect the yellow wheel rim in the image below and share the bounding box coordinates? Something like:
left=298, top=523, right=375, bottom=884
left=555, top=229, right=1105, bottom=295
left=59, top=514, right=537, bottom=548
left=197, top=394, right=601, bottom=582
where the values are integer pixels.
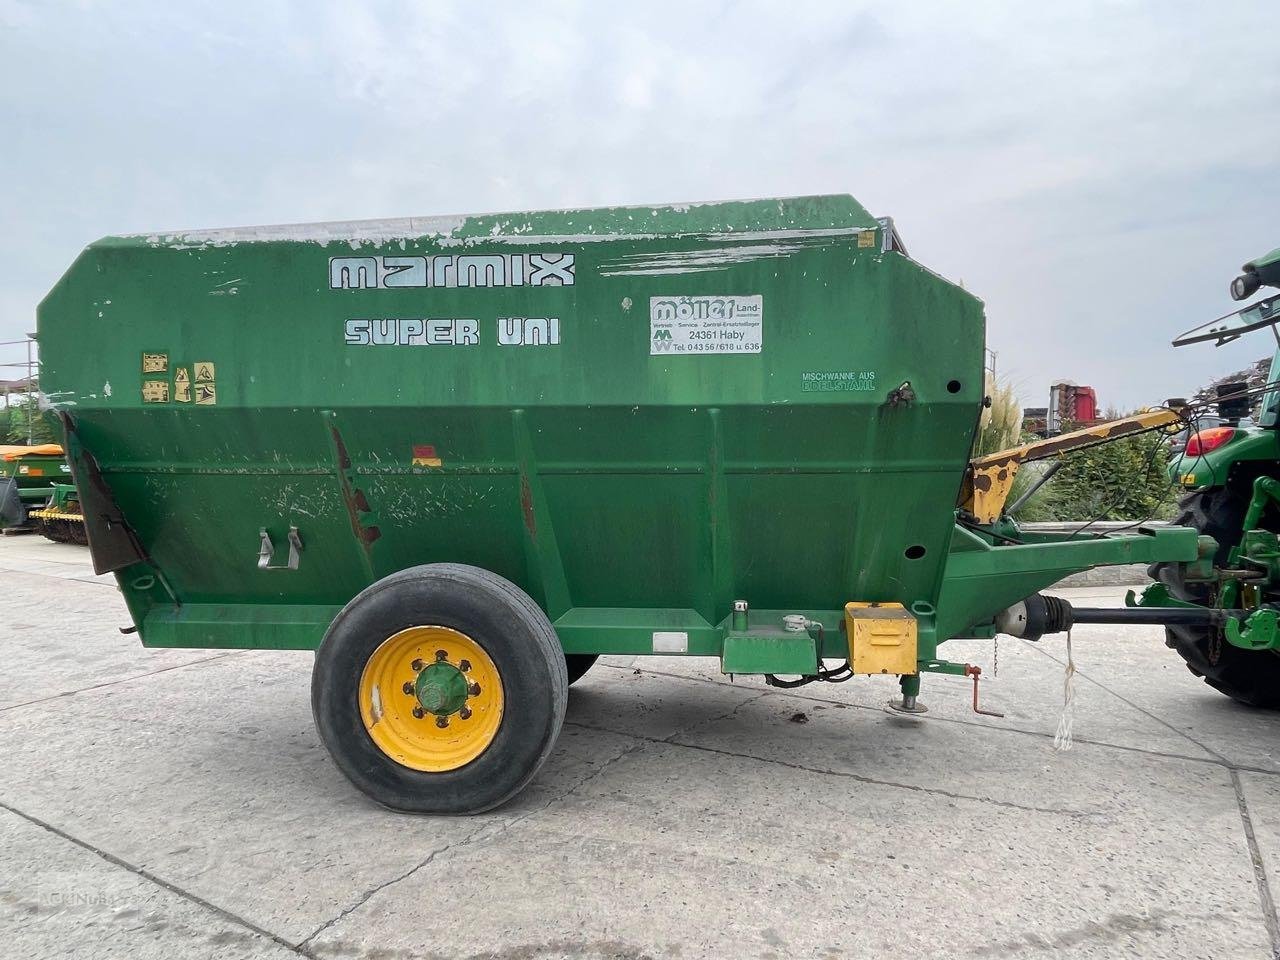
left=359, top=625, right=505, bottom=772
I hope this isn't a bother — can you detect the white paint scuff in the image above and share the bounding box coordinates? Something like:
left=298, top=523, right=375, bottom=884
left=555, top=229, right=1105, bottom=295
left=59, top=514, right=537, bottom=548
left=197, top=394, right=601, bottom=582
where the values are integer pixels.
left=123, top=196, right=872, bottom=251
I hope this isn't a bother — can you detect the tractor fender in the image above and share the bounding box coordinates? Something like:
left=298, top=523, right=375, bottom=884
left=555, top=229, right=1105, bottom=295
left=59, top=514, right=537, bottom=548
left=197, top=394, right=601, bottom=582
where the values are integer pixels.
left=1171, top=428, right=1280, bottom=492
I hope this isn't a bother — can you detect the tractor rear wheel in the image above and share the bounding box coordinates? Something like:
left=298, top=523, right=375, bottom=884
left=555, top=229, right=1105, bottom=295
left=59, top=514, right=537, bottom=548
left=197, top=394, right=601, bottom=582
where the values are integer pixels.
left=312, top=563, right=568, bottom=813
left=1153, top=488, right=1280, bottom=708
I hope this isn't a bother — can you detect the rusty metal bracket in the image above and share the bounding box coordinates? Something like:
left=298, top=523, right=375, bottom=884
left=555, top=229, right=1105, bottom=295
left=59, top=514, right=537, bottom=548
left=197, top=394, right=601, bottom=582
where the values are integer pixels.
left=958, top=407, right=1186, bottom=524
left=321, top=411, right=380, bottom=585
left=964, top=664, right=1003, bottom=717
left=59, top=410, right=149, bottom=575
left=259, top=526, right=303, bottom=571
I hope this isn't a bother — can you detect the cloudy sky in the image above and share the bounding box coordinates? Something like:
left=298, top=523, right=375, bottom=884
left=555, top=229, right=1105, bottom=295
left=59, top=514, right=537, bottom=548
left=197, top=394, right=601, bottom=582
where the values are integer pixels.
left=3, top=0, right=1277, bottom=409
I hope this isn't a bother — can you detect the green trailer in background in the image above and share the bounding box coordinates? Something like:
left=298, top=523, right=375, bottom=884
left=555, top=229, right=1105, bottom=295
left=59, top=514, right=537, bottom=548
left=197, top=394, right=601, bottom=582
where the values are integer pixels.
left=37, top=195, right=1213, bottom=813
left=0, top=444, right=70, bottom=532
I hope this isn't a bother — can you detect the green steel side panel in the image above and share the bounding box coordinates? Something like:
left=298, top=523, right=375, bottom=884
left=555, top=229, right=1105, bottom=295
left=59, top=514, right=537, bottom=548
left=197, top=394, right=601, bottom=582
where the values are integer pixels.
left=552, top=607, right=722, bottom=655
left=935, top=524, right=1202, bottom=642
left=141, top=603, right=344, bottom=649
left=35, top=193, right=1057, bottom=652
left=721, top=634, right=817, bottom=674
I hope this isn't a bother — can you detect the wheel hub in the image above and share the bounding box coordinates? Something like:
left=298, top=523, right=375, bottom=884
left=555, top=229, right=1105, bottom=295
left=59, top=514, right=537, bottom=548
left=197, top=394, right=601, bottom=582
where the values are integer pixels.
left=358, top=625, right=505, bottom=772
left=414, top=660, right=470, bottom=716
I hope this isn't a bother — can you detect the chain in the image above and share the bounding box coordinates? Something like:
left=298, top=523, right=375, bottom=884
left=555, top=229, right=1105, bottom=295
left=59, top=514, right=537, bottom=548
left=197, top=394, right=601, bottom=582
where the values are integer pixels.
left=993, top=633, right=999, bottom=679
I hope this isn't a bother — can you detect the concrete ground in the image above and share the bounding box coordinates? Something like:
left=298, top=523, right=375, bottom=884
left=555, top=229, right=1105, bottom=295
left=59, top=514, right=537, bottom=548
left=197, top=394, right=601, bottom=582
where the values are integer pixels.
left=2, top=535, right=1280, bottom=959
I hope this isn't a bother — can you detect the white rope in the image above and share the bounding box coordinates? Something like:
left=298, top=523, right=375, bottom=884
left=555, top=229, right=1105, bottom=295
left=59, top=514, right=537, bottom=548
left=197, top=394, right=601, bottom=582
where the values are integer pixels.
left=1054, top=629, right=1076, bottom=752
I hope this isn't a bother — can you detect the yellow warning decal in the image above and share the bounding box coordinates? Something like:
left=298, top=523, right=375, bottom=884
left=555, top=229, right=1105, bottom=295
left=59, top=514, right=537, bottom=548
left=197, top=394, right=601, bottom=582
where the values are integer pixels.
left=142, top=353, right=168, bottom=374
left=142, top=380, right=170, bottom=403
left=857, top=230, right=876, bottom=249
left=174, top=366, right=191, bottom=402
left=194, top=362, right=215, bottom=382
left=194, top=382, right=217, bottom=405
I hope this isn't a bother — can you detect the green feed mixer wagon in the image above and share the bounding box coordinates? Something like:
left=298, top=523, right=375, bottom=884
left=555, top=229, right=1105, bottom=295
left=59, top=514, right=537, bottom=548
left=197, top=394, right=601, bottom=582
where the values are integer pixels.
left=36, top=195, right=1227, bottom=814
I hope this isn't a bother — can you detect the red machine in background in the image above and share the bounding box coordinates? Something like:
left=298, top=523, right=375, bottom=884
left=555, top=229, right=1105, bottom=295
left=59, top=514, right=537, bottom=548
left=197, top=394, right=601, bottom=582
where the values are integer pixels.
left=1023, top=383, right=1100, bottom=437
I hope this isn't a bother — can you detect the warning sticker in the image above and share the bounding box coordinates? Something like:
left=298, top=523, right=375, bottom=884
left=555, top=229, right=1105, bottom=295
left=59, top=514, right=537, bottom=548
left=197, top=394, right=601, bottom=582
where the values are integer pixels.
left=194, top=382, right=217, bottom=405
left=142, top=380, right=170, bottom=403
left=174, top=366, right=191, bottom=402
left=142, top=353, right=168, bottom=373
left=194, top=362, right=215, bottom=382
left=857, top=230, right=876, bottom=248
left=650, top=296, right=762, bottom=355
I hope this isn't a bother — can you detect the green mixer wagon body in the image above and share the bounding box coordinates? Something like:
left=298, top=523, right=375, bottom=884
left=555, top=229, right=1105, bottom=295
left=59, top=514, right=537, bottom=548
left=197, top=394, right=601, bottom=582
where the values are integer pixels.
left=36, top=195, right=1199, bottom=811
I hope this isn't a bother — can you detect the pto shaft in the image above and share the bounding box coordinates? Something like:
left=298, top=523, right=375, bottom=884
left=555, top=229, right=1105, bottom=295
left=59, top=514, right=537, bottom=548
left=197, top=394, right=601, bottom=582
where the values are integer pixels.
left=997, top=593, right=1244, bottom=639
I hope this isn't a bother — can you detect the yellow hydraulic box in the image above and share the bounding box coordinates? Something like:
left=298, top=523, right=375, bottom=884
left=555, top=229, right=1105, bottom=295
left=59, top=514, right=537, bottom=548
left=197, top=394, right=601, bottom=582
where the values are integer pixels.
left=845, top=602, right=917, bottom=675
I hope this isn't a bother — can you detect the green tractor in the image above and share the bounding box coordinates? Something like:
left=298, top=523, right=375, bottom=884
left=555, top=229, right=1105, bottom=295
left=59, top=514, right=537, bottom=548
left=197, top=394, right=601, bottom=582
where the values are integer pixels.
left=1149, top=247, right=1280, bottom=706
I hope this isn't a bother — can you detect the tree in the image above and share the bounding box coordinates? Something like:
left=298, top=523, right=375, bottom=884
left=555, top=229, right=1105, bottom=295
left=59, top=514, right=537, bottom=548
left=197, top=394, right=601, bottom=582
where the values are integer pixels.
left=1037, top=424, right=1176, bottom=522
left=972, top=376, right=1177, bottom=523
left=2, top=397, right=57, bottom=445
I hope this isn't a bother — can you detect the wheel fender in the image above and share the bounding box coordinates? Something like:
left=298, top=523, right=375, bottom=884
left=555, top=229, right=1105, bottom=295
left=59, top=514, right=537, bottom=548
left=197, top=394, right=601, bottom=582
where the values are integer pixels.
left=1171, top=428, right=1280, bottom=491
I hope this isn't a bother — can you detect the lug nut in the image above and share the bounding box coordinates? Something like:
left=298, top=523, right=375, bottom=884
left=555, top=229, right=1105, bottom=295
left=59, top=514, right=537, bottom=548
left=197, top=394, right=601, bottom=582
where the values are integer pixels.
left=435, top=650, right=448, bottom=661
left=402, top=682, right=415, bottom=695
left=459, top=659, right=471, bottom=673
left=435, top=716, right=449, bottom=729
left=411, top=659, right=425, bottom=672
left=459, top=706, right=472, bottom=720
left=411, top=706, right=425, bottom=719
left=468, top=683, right=481, bottom=697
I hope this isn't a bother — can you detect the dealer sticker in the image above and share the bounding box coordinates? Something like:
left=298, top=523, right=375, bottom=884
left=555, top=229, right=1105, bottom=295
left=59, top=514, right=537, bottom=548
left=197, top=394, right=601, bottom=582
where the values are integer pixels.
left=650, top=295, right=762, bottom=355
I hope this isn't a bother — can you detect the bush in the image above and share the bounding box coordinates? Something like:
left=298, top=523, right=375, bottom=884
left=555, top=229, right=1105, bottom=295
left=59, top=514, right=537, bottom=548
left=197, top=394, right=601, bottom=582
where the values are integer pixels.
left=973, top=374, right=1176, bottom=524
left=974, top=375, right=1022, bottom=458
left=2, top=398, right=57, bottom=445
left=1035, top=428, right=1177, bottom=522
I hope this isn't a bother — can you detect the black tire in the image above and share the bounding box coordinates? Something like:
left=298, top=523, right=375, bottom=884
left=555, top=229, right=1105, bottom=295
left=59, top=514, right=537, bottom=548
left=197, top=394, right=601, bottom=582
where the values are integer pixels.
left=312, top=563, right=568, bottom=814
left=1153, top=488, right=1280, bottom=708
left=0, top=479, right=23, bottom=528
left=565, top=654, right=599, bottom=686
